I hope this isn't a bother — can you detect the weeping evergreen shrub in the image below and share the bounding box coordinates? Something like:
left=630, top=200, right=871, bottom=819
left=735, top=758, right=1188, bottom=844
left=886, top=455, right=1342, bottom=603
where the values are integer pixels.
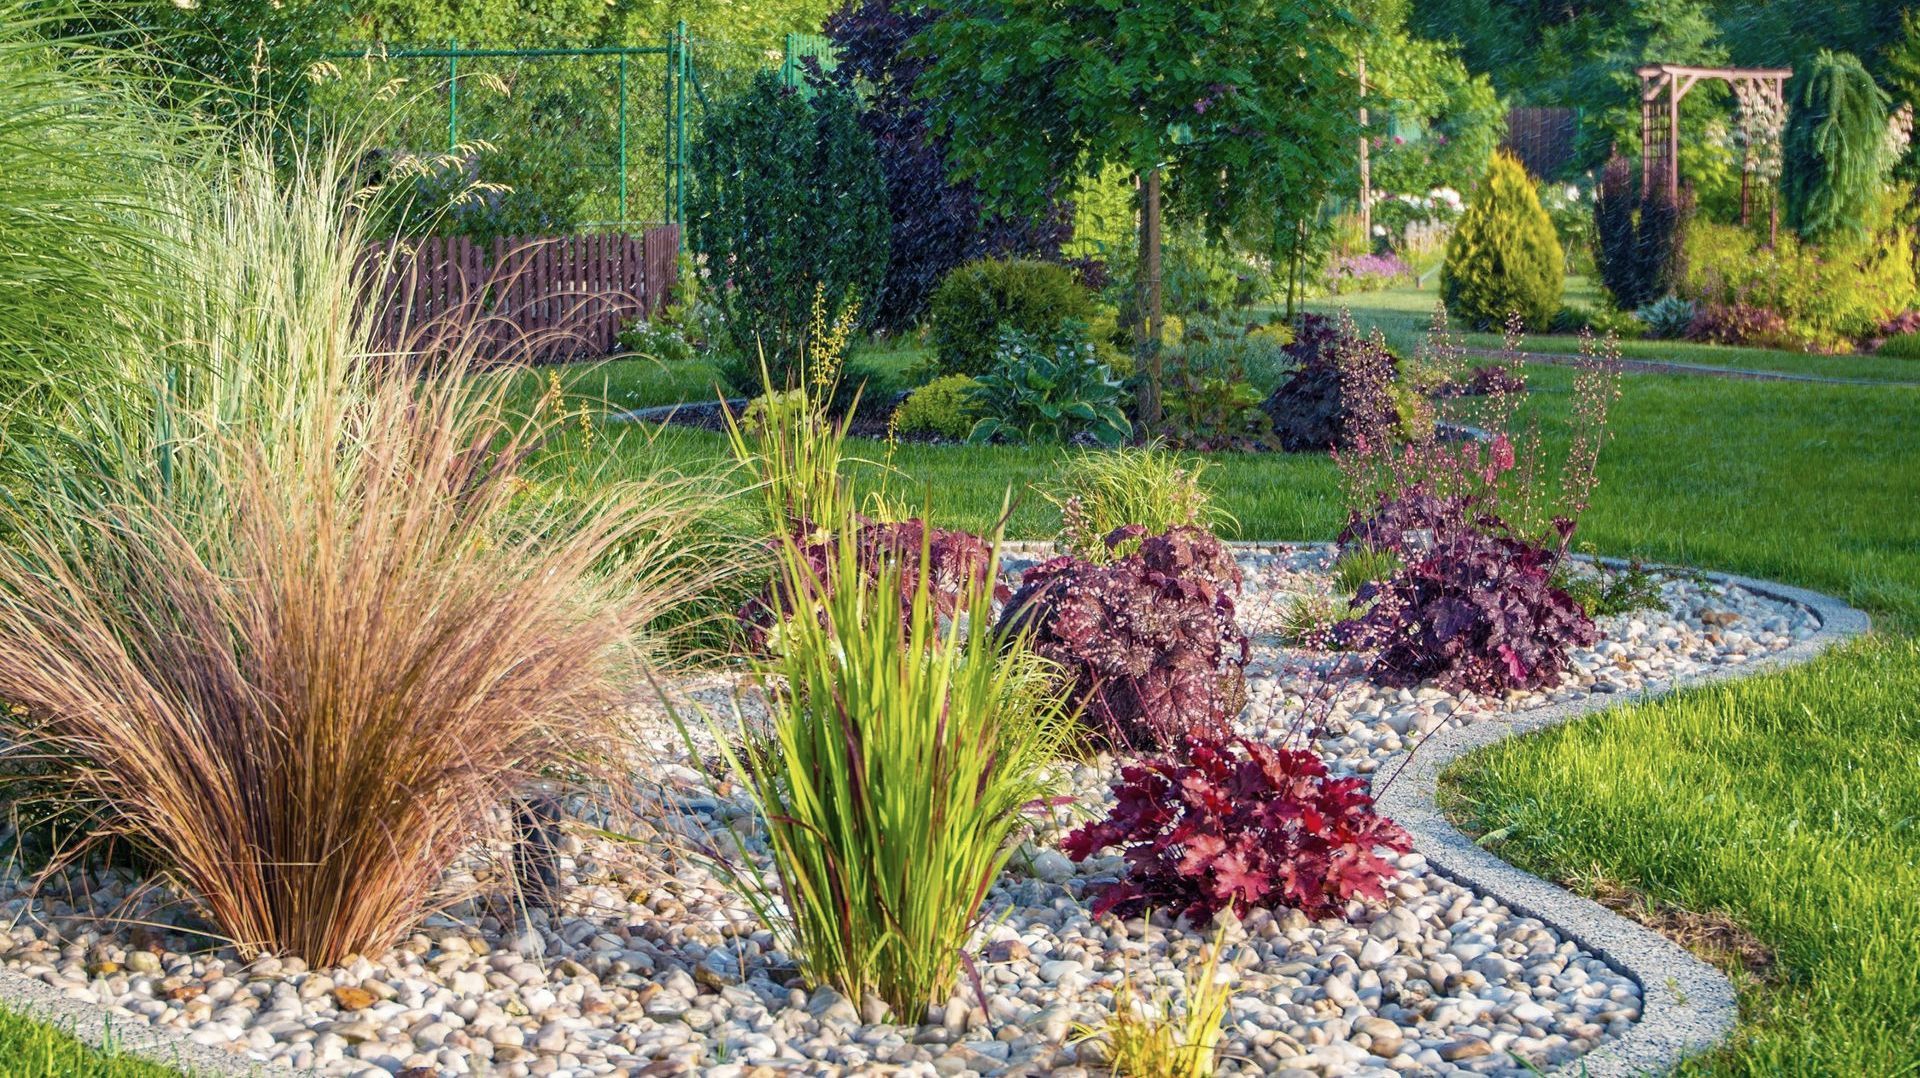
left=689, top=70, right=889, bottom=390
left=1783, top=50, right=1891, bottom=245
left=1442, top=152, right=1564, bottom=329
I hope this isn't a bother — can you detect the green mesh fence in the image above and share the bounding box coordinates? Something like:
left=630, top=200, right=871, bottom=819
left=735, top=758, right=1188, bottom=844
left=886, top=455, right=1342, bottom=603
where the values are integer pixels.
left=314, top=30, right=833, bottom=242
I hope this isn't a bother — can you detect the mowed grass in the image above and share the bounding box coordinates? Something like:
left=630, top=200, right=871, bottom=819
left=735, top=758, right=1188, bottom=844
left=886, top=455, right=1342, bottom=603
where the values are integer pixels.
left=1443, top=639, right=1920, bottom=1075
left=1305, top=277, right=1920, bottom=385
left=0, top=1010, right=183, bottom=1076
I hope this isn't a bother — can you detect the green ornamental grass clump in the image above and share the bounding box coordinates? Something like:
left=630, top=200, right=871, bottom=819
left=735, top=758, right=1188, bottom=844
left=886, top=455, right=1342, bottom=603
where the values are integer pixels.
left=929, top=258, right=1092, bottom=376
left=702, top=486, right=1068, bottom=1016
left=890, top=373, right=981, bottom=440
left=1042, top=443, right=1227, bottom=562
left=1442, top=152, right=1564, bottom=330
left=1879, top=330, right=1920, bottom=359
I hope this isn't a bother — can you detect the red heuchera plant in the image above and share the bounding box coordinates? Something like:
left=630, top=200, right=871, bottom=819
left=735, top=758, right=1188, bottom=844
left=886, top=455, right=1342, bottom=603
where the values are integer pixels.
left=1335, top=526, right=1597, bottom=693
left=998, top=526, right=1248, bottom=750
left=1062, top=735, right=1411, bottom=921
left=739, top=517, right=1001, bottom=651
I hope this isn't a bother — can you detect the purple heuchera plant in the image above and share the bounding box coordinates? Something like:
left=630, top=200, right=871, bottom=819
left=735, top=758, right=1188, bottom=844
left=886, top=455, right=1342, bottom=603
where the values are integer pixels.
left=1335, top=527, right=1597, bottom=694
left=739, top=517, right=1002, bottom=651
left=998, top=526, right=1249, bottom=750
left=1062, top=735, right=1412, bottom=921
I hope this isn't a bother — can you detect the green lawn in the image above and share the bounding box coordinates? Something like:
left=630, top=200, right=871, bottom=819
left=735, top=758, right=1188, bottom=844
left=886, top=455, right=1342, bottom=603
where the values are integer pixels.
left=0, top=1009, right=183, bottom=1076
left=1305, top=277, right=1920, bottom=385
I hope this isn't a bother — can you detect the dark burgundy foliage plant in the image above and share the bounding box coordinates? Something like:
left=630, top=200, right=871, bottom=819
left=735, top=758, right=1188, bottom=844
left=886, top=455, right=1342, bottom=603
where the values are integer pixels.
left=1429, top=362, right=1528, bottom=400
left=1334, top=527, right=1597, bottom=695
left=1337, top=488, right=1472, bottom=554
left=1591, top=153, right=1689, bottom=311
left=821, top=0, right=1071, bottom=331
left=739, top=517, right=1001, bottom=651
left=1260, top=314, right=1397, bottom=452
left=1062, top=735, right=1412, bottom=922
left=1684, top=303, right=1797, bottom=349
left=998, top=526, right=1250, bottom=751
left=1879, top=310, right=1920, bottom=337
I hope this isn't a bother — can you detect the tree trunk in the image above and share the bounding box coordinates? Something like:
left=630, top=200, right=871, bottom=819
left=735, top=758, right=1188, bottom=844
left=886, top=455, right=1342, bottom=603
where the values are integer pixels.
left=1134, top=166, right=1164, bottom=431
left=1358, top=54, right=1371, bottom=246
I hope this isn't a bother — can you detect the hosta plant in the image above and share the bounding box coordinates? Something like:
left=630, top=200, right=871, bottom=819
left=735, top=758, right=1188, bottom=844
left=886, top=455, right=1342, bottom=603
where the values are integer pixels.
left=998, top=526, right=1249, bottom=750
left=967, top=323, right=1131, bottom=446
left=1334, top=527, right=1598, bottom=694
left=1634, top=295, right=1696, bottom=340
left=1063, top=736, right=1411, bottom=922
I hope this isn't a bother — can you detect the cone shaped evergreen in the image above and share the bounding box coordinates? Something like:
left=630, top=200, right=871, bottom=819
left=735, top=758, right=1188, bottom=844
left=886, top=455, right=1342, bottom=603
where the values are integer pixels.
left=1442, top=152, right=1564, bottom=330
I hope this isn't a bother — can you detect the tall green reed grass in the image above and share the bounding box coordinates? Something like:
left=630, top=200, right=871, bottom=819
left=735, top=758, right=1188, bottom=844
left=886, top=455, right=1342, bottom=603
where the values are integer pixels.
left=700, top=373, right=1067, bottom=1017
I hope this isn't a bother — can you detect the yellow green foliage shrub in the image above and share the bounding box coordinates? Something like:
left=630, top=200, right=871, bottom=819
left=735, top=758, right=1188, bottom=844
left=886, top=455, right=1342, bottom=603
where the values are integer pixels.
left=1442, top=152, right=1564, bottom=330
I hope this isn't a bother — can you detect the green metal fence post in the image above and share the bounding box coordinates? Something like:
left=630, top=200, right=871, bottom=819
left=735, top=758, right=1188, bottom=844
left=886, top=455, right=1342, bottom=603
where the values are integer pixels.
left=674, top=20, right=688, bottom=246
left=447, top=39, right=459, bottom=152
left=617, top=52, right=628, bottom=222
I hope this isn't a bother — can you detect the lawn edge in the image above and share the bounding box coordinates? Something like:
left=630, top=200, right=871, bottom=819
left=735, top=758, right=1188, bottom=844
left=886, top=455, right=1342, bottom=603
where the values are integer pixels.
left=0, top=969, right=260, bottom=1076
left=1368, top=563, right=1870, bottom=1078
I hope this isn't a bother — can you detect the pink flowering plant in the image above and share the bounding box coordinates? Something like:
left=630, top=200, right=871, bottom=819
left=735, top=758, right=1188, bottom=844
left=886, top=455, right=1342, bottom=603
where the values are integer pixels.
left=1329, top=310, right=1624, bottom=693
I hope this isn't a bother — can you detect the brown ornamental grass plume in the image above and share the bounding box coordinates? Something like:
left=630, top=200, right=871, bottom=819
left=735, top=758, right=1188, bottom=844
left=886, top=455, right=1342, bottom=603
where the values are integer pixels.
left=0, top=141, right=723, bottom=967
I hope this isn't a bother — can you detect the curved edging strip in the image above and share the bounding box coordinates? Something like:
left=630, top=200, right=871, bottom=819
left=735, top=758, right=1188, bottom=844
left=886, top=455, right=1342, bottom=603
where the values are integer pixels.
left=1369, top=567, right=1871, bottom=1077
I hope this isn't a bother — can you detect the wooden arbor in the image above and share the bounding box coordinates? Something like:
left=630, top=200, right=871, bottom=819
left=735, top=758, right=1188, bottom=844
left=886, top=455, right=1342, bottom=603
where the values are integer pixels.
left=1637, top=64, right=1791, bottom=233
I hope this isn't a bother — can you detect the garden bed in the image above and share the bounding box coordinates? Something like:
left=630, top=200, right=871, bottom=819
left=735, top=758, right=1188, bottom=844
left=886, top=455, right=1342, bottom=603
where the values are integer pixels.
left=0, top=545, right=1827, bottom=1078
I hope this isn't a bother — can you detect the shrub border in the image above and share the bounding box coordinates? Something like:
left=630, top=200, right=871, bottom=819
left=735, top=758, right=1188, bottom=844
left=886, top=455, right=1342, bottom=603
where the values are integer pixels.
left=0, top=548, right=1867, bottom=1078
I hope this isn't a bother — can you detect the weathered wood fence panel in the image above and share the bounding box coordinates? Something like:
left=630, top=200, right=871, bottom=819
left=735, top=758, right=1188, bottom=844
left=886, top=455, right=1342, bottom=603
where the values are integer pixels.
left=363, top=225, right=680, bottom=364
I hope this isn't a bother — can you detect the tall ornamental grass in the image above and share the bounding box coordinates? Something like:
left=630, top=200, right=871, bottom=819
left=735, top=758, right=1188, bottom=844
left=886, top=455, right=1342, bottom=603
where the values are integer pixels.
left=1042, top=442, right=1229, bottom=562
left=0, top=2, right=196, bottom=457
left=0, top=139, right=722, bottom=966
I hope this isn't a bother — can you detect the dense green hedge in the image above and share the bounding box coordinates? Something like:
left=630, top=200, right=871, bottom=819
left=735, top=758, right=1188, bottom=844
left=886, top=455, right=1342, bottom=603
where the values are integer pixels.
left=928, top=258, right=1091, bottom=376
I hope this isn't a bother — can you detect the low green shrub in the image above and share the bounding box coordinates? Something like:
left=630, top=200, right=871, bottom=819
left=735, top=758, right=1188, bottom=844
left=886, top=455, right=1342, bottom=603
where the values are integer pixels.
left=616, top=316, right=698, bottom=363
left=966, top=324, right=1131, bottom=446
left=1442, top=152, right=1564, bottom=330
left=1042, top=443, right=1225, bottom=562
left=891, top=374, right=980, bottom=440
left=1879, top=330, right=1920, bottom=359
left=929, top=258, right=1092, bottom=376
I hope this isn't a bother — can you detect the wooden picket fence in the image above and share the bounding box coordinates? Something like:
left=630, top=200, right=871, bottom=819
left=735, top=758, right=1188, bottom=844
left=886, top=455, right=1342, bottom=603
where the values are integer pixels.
left=363, top=225, right=679, bottom=364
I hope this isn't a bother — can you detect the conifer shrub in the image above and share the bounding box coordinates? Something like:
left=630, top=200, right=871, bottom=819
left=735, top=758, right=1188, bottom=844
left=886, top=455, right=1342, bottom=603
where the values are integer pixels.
left=689, top=71, right=889, bottom=390
left=1442, top=152, right=1564, bottom=330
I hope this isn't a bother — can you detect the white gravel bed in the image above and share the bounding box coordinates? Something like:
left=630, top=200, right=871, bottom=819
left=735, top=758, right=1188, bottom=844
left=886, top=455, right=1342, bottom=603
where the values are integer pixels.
left=0, top=545, right=1820, bottom=1078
